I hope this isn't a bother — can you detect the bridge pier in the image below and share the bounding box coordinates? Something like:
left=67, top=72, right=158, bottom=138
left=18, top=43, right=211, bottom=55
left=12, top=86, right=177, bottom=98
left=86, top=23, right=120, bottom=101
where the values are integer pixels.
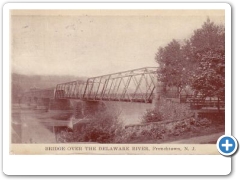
left=49, top=99, right=72, bottom=110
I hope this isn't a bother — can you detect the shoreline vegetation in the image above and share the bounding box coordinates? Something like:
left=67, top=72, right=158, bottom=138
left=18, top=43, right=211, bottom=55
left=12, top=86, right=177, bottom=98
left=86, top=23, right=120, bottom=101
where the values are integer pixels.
left=12, top=100, right=224, bottom=144
left=56, top=98, right=224, bottom=144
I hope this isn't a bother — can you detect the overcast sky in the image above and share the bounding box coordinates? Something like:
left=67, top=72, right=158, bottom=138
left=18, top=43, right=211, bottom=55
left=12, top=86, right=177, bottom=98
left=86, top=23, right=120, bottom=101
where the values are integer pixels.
left=11, top=10, right=224, bottom=77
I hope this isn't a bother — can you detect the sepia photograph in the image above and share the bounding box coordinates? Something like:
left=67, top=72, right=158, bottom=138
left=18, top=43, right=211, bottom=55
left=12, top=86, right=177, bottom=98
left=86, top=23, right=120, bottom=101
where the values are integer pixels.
left=10, top=9, right=225, bottom=154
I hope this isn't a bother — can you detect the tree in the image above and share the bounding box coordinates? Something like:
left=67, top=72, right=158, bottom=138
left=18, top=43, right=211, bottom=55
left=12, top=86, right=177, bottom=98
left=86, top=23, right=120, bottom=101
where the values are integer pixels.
left=190, top=18, right=225, bottom=104
left=155, top=39, right=193, bottom=96
left=155, top=18, right=225, bottom=106
left=190, top=18, right=224, bottom=55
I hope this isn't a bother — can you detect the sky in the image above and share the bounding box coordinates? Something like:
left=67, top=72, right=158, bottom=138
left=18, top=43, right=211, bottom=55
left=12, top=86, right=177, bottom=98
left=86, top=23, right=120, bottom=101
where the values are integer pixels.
left=11, top=10, right=225, bottom=77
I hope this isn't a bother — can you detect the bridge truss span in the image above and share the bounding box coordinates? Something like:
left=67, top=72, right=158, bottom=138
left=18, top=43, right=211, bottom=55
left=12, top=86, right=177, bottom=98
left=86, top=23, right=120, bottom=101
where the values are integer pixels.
left=55, top=80, right=87, bottom=99
left=84, top=67, right=158, bottom=103
left=55, top=67, right=158, bottom=103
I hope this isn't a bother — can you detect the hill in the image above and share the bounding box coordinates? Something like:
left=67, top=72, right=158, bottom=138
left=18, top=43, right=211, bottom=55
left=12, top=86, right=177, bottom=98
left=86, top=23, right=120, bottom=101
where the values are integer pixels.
left=12, top=73, right=87, bottom=103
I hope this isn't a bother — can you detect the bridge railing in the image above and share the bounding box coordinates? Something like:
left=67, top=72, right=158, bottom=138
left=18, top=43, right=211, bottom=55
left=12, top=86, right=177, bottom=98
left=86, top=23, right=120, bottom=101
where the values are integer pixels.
left=180, top=95, right=225, bottom=110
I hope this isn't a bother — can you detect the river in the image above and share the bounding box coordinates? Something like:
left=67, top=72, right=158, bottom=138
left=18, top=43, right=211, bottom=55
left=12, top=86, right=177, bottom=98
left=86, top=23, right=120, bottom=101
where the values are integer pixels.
left=11, top=103, right=145, bottom=144
left=11, top=104, right=73, bottom=143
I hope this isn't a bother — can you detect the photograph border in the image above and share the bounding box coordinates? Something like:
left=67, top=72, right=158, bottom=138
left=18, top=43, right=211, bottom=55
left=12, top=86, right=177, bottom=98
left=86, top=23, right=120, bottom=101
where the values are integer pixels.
left=3, top=2, right=231, bottom=175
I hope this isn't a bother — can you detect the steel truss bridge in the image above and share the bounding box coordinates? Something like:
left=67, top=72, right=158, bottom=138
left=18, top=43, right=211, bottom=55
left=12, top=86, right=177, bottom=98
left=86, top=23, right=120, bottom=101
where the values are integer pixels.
left=22, top=66, right=225, bottom=109
left=24, top=67, right=158, bottom=104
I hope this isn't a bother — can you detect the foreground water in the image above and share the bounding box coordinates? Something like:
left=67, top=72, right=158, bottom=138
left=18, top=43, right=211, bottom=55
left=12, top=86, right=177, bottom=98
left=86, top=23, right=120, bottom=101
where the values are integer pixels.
left=11, top=104, right=73, bottom=143
left=11, top=103, right=143, bottom=143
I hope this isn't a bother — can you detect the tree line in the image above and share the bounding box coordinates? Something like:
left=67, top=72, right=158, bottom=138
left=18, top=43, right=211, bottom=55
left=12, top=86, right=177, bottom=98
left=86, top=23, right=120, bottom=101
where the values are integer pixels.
left=155, top=18, right=225, bottom=100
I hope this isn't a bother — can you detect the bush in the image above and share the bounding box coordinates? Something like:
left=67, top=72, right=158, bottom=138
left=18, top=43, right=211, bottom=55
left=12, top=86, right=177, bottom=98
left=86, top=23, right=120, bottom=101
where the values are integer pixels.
left=57, top=98, right=214, bottom=143
left=114, top=124, right=166, bottom=143
left=141, top=109, right=163, bottom=123
left=194, top=118, right=212, bottom=127
left=160, top=99, right=194, bottom=121
left=74, top=110, right=123, bottom=143
left=56, top=127, right=74, bottom=143
left=142, top=98, right=194, bottom=123
left=56, top=109, right=123, bottom=143
left=58, top=115, right=214, bottom=143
